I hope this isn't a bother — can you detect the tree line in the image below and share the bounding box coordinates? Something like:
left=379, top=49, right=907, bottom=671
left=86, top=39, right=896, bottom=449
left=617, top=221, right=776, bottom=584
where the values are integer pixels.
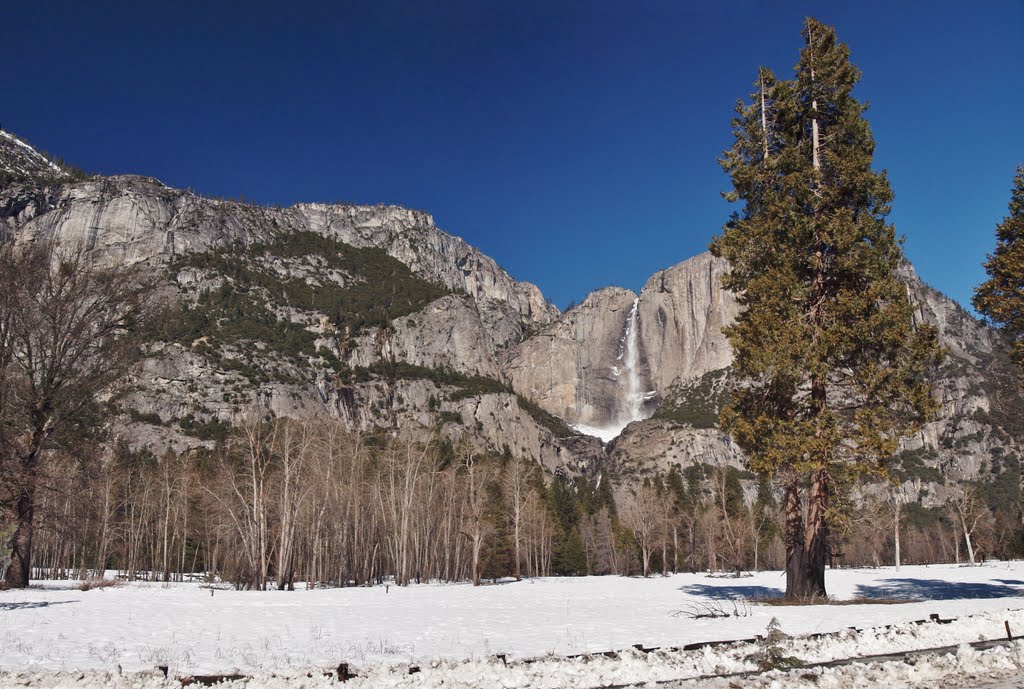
left=16, top=412, right=1021, bottom=589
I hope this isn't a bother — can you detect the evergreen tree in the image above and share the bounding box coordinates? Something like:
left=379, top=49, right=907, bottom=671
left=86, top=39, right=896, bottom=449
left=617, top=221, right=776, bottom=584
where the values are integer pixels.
left=710, top=17, right=941, bottom=599
left=548, top=475, right=588, bottom=575
left=974, top=166, right=1024, bottom=378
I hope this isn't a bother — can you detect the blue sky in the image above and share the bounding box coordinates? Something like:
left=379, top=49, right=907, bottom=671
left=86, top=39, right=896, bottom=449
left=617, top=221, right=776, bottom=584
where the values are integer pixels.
left=3, top=1, right=1022, bottom=310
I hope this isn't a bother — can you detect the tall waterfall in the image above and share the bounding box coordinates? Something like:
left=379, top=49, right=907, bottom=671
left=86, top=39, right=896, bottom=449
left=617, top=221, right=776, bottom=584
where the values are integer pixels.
left=620, top=298, right=645, bottom=425
left=572, top=297, right=651, bottom=443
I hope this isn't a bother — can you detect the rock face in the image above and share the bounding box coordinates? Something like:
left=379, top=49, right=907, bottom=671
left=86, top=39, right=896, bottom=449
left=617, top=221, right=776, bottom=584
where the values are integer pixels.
left=347, top=295, right=505, bottom=380
left=605, top=261, right=1023, bottom=492
left=505, top=287, right=643, bottom=428
left=637, top=253, right=738, bottom=392
left=0, top=133, right=595, bottom=475
left=0, top=173, right=556, bottom=336
left=0, top=130, right=71, bottom=182
left=2, top=132, right=1020, bottom=491
left=504, top=254, right=737, bottom=431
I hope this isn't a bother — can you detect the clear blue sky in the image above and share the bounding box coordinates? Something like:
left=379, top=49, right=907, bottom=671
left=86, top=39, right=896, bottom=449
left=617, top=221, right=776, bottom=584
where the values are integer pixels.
left=3, top=1, right=1022, bottom=311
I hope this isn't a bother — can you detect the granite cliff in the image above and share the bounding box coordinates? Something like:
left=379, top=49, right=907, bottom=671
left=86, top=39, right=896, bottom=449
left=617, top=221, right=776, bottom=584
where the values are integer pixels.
left=1, top=131, right=1020, bottom=498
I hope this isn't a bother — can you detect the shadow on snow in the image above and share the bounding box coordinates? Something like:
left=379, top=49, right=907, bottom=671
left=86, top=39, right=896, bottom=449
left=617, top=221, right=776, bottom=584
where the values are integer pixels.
left=680, top=584, right=785, bottom=600
left=0, top=600, right=78, bottom=611
left=855, top=578, right=1024, bottom=601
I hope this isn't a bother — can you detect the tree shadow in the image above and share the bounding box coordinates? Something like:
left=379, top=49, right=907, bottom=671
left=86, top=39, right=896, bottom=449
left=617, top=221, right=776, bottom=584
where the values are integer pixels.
left=855, top=578, right=1024, bottom=601
left=680, top=583, right=785, bottom=600
left=0, top=600, right=78, bottom=611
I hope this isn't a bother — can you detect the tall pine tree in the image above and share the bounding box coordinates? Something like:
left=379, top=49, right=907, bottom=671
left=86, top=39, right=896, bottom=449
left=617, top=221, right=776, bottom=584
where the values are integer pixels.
left=710, top=17, right=941, bottom=599
left=974, top=166, right=1024, bottom=378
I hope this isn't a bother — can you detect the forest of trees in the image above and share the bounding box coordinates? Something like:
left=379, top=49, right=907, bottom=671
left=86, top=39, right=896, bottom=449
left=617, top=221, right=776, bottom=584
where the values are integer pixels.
left=14, top=412, right=1021, bottom=590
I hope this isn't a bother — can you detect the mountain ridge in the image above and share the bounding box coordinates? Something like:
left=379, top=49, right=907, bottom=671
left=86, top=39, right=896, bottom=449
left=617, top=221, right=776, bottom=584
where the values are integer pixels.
left=1, top=132, right=1021, bottom=502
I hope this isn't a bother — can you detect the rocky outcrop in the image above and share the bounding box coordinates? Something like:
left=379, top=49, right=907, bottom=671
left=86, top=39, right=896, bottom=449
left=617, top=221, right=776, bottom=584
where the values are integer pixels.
left=347, top=295, right=504, bottom=380
left=503, top=254, right=737, bottom=430
left=609, top=419, right=743, bottom=475
left=0, top=130, right=71, bottom=183
left=0, top=170, right=556, bottom=336
left=289, top=203, right=557, bottom=327
left=505, top=287, right=641, bottom=428
left=637, top=253, right=738, bottom=392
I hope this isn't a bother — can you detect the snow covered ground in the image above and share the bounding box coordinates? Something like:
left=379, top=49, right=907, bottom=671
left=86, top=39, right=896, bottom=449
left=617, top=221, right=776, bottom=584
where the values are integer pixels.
left=1, top=562, right=1023, bottom=687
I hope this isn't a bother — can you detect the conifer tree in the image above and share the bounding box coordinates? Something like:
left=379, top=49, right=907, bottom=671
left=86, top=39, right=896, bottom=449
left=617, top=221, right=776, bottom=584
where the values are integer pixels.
left=974, top=166, right=1024, bottom=377
left=710, top=17, right=941, bottom=599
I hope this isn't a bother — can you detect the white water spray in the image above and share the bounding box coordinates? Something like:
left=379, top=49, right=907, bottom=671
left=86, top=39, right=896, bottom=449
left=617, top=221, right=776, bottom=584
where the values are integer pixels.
left=620, top=298, right=645, bottom=426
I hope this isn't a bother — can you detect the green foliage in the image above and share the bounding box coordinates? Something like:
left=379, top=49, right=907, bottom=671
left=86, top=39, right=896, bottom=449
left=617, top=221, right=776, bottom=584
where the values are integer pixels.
left=653, top=368, right=731, bottom=429
left=177, top=414, right=231, bottom=442
left=753, top=475, right=780, bottom=545
left=709, top=17, right=942, bottom=598
left=171, top=230, right=448, bottom=335
left=721, top=467, right=748, bottom=518
left=515, top=395, right=578, bottom=437
left=981, top=453, right=1022, bottom=515
left=974, top=166, right=1024, bottom=378
left=545, top=475, right=590, bottom=575
left=749, top=618, right=803, bottom=671
left=890, top=448, right=943, bottom=484
left=128, top=409, right=164, bottom=426
left=554, top=527, right=588, bottom=576
left=481, top=479, right=512, bottom=580
left=165, top=230, right=449, bottom=382
left=709, top=17, right=941, bottom=481
left=902, top=501, right=945, bottom=531
left=168, top=280, right=321, bottom=379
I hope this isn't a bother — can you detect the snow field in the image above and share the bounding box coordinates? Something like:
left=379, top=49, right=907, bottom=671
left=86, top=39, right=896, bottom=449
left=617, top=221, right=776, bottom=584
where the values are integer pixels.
left=0, top=562, right=1022, bottom=686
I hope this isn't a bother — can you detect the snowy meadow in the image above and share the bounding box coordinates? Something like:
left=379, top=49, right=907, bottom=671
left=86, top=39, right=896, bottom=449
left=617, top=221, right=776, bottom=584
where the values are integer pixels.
left=2, top=562, right=1023, bottom=679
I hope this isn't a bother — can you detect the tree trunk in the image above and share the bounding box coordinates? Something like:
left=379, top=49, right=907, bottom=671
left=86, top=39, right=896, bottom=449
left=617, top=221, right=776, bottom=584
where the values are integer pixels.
left=782, top=477, right=807, bottom=600
left=961, top=515, right=976, bottom=565
left=5, top=476, right=36, bottom=588
left=5, top=436, right=43, bottom=589
left=802, top=468, right=829, bottom=598
left=471, top=534, right=481, bottom=586
left=894, top=496, right=902, bottom=571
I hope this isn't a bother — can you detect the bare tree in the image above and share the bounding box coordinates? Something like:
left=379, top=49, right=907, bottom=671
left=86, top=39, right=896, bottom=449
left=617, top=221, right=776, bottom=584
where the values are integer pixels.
left=459, top=450, right=495, bottom=586
left=504, top=456, right=530, bottom=580
left=0, top=242, right=155, bottom=588
left=949, top=484, right=989, bottom=565
left=619, top=484, right=662, bottom=577
left=205, top=411, right=278, bottom=589
left=888, top=484, right=910, bottom=571
left=274, top=416, right=318, bottom=590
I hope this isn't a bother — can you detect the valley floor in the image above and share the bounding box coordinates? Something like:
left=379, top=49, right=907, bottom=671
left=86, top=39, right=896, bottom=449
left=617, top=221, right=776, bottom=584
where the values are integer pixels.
left=1, top=562, right=1023, bottom=687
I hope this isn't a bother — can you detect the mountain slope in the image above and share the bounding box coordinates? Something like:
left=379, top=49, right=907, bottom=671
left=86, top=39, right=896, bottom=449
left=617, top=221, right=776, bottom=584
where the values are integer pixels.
left=1, top=132, right=1019, bottom=498
left=0, top=136, right=602, bottom=473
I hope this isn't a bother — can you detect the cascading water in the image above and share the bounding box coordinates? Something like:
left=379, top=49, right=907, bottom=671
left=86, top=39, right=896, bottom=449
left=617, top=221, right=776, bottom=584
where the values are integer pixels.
left=572, top=297, right=652, bottom=443
left=620, top=298, right=645, bottom=426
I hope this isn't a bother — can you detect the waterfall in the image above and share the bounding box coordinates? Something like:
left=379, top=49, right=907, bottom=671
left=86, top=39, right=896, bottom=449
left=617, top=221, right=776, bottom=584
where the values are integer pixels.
left=573, top=297, right=651, bottom=443
left=620, top=298, right=644, bottom=425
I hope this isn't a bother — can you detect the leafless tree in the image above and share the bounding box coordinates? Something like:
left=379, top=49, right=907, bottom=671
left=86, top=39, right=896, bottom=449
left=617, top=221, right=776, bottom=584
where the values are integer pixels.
left=619, top=484, right=662, bottom=577
left=0, top=241, right=156, bottom=588
left=458, top=450, right=495, bottom=586
left=949, top=484, right=990, bottom=565
left=504, top=456, right=530, bottom=580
